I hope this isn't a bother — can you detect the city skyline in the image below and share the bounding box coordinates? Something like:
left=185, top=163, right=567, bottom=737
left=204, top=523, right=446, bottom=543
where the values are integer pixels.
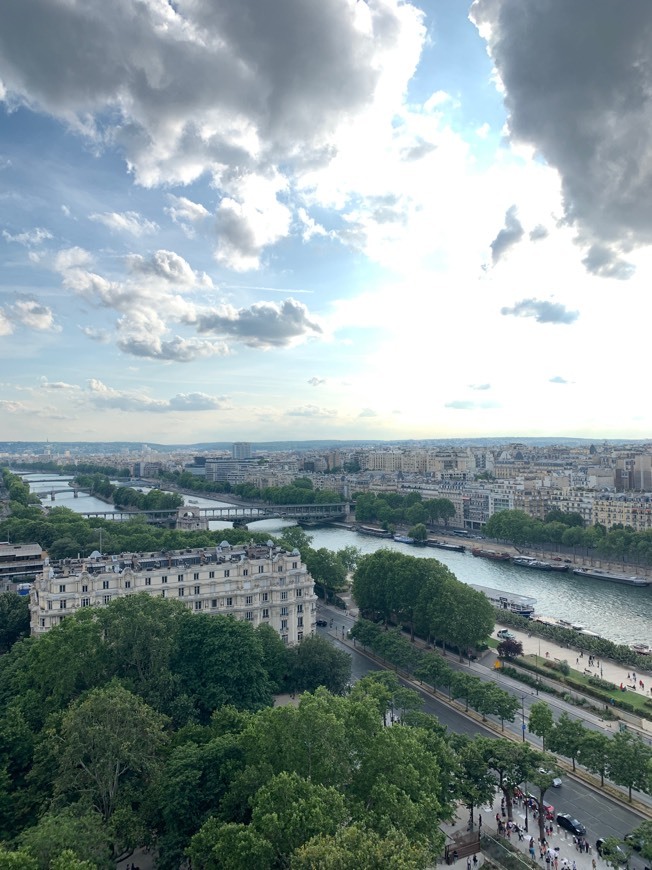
left=2, top=1, right=652, bottom=443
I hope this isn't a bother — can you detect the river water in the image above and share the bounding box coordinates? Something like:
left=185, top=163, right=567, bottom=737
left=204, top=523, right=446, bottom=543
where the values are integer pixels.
left=21, top=474, right=652, bottom=647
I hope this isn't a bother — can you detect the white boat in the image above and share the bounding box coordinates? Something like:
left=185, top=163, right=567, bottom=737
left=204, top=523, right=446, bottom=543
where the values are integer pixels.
left=556, top=619, right=586, bottom=632
left=572, top=567, right=650, bottom=587
left=469, top=583, right=536, bottom=618
left=630, top=642, right=651, bottom=655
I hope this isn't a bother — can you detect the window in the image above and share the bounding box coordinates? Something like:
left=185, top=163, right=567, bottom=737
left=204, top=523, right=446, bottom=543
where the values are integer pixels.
left=292, top=561, right=298, bottom=569
left=209, top=571, right=215, bottom=579
left=81, top=597, right=90, bottom=607
left=58, top=584, right=66, bottom=593
left=193, top=572, right=199, bottom=580
left=297, top=631, right=303, bottom=641
left=194, top=585, right=200, bottom=595
left=102, top=580, right=110, bottom=589
left=297, top=604, right=303, bottom=613
left=278, top=565, right=283, bottom=572
left=281, top=606, right=288, bottom=616
left=161, top=576, right=168, bottom=584
left=258, top=565, right=264, bottom=573
left=297, top=616, right=303, bottom=627
left=262, top=592, right=269, bottom=602
left=194, top=601, right=202, bottom=611
left=125, top=580, right=131, bottom=589
left=262, top=608, right=269, bottom=619
left=211, top=599, right=218, bottom=608
left=245, top=595, right=253, bottom=605
left=178, top=574, right=184, bottom=582
left=178, top=587, right=184, bottom=597
left=47, top=600, right=52, bottom=610
left=145, top=578, right=151, bottom=586
left=243, top=569, right=248, bottom=577
left=281, top=618, right=288, bottom=630
left=161, top=590, right=166, bottom=598
left=226, top=597, right=233, bottom=607
left=281, top=591, right=288, bottom=601
left=82, top=584, right=88, bottom=593
left=282, top=635, right=288, bottom=645
left=103, top=595, right=111, bottom=604
left=40, top=618, right=45, bottom=628
left=59, top=599, right=67, bottom=610
left=296, top=588, right=302, bottom=598
left=245, top=611, right=254, bottom=621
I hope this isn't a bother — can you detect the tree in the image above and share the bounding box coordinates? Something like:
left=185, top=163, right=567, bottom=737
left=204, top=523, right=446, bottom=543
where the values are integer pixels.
left=408, top=523, right=428, bottom=543
left=479, top=739, right=541, bottom=823
left=255, top=623, right=289, bottom=693
left=290, top=825, right=430, bottom=869
left=187, top=818, right=275, bottom=870
left=304, top=547, right=347, bottom=597
left=286, top=635, right=351, bottom=695
left=0, top=593, right=30, bottom=654
left=496, top=638, right=523, bottom=659
left=54, top=683, right=168, bottom=824
left=529, top=766, right=559, bottom=843
left=0, top=847, right=38, bottom=870
left=607, top=731, right=652, bottom=801
left=17, top=806, right=112, bottom=869
left=450, top=735, right=496, bottom=828
left=548, top=712, right=585, bottom=771
left=577, top=730, right=610, bottom=786
left=528, top=702, right=554, bottom=751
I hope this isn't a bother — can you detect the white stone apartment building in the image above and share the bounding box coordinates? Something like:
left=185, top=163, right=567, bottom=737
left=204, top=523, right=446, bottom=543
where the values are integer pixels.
left=30, top=541, right=318, bottom=643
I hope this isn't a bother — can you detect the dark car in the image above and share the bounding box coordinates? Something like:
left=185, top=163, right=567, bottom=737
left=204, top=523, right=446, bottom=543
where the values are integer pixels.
left=315, top=618, right=328, bottom=627
left=556, top=814, right=586, bottom=836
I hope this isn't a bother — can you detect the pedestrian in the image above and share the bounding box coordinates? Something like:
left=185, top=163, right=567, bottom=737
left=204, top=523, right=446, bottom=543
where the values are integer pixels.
left=479, top=814, right=482, bottom=829
left=554, top=856, right=559, bottom=870
left=572, top=861, right=576, bottom=870
left=592, top=861, right=596, bottom=870
left=467, top=856, right=472, bottom=870
left=530, top=845, right=536, bottom=860
left=473, top=856, right=478, bottom=868
left=453, top=849, right=458, bottom=863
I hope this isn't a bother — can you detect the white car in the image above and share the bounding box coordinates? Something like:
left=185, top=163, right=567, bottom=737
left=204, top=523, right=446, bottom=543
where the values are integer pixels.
left=539, top=768, right=562, bottom=788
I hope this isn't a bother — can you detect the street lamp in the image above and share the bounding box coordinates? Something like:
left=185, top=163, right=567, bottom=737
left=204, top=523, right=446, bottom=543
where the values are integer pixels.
left=524, top=780, right=529, bottom=833
left=521, top=696, right=526, bottom=743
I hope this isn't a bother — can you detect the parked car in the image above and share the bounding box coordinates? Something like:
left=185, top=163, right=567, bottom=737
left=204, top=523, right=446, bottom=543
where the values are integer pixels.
left=497, top=629, right=515, bottom=640
left=524, top=793, right=555, bottom=819
left=315, top=619, right=328, bottom=627
left=538, top=768, right=563, bottom=788
left=596, top=838, right=629, bottom=865
left=557, top=814, right=586, bottom=836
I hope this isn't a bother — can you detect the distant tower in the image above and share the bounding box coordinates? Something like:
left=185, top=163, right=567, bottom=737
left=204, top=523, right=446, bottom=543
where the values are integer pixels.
left=232, top=442, right=252, bottom=460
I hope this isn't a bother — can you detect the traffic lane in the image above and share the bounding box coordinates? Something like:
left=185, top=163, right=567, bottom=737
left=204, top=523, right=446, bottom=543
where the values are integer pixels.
left=321, top=631, right=648, bottom=850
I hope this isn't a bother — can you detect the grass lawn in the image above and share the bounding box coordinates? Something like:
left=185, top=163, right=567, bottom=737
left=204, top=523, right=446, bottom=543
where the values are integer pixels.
left=521, top=654, right=652, bottom=713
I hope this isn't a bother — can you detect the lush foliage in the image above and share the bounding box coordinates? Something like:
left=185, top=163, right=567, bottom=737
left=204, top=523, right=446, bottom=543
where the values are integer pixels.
left=0, top=593, right=30, bottom=654
left=352, top=550, right=494, bottom=651
left=485, top=508, right=652, bottom=566
left=353, top=492, right=455, bottom=530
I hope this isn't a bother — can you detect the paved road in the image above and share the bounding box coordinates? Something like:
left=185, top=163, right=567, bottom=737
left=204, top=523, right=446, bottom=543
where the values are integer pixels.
left=317, top=604, right=649, bottom=862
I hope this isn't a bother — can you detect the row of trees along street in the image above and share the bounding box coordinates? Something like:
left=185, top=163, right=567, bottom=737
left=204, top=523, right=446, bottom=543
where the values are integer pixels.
left=485, top=508, right=652, bottom=567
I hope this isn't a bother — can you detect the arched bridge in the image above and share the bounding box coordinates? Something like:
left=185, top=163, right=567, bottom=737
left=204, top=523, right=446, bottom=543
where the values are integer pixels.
left=77, top=502, right=350, bottom=524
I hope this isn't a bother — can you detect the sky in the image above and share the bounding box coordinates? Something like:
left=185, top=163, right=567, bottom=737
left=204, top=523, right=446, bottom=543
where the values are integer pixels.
left=1, top=0, right=652, bottom=444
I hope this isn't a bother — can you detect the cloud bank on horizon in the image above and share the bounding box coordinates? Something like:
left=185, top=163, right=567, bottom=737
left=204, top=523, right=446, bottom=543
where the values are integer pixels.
left=1, top=0, right=651, bottom=442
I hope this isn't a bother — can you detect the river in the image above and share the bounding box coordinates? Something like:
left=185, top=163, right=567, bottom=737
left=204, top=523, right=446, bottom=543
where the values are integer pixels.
left=20, top=474, right=652, bottom=647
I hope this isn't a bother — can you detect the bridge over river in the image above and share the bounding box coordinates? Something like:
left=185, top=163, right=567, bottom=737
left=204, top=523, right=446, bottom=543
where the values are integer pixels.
left=76, top=502, right=350, bottom=524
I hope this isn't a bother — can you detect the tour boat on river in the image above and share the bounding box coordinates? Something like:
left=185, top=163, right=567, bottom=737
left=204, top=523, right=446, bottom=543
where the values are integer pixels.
left=512, top=556, right=570, bottom=573
left=471, top=547, right=512, bottom=561
left=469, top=583, right=536, bottom=618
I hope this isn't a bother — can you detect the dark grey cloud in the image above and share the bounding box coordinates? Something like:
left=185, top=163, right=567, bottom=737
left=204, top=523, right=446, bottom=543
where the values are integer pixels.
left=0, top=0, right=420, bottom=185
left=529, top=225, right=549, bottom=242
left=581, top=244, right=635, bottom=280
left=471, top=0, right=652, bottom=273
left=549, top=376, right=569, bottom=384
left=501, top=298, right=579, bottom=325
left=194, top=298, right=321, bottom=348
left=490, top=205, right=524, bottom=263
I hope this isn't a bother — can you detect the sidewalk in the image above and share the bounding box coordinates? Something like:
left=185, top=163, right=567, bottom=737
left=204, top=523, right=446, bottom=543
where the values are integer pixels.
left=500, top=624, right=652, bottom=737
left=444, top=791, right=601, bottom=870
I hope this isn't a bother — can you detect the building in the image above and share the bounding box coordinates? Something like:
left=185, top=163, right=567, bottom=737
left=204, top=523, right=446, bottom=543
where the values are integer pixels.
left=0, top=542, right=45, bottom=592
left=232, top=442, right=252, bottom=460
left=30, top=542, right=318, bottom=642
